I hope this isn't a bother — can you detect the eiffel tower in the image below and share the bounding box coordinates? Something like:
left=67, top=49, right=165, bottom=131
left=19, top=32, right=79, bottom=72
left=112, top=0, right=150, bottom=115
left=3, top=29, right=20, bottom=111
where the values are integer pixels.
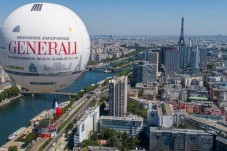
left=178, top=17, right=186, bottom=46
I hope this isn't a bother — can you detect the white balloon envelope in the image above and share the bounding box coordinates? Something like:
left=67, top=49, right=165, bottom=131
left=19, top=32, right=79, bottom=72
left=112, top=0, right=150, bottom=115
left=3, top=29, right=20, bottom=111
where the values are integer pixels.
left=0, top=3, right=90, bottom=93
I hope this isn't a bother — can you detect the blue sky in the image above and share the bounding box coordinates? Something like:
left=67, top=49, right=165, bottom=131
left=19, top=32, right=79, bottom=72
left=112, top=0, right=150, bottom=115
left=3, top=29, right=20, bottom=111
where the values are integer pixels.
left=0, top=0, right=227, bottom=35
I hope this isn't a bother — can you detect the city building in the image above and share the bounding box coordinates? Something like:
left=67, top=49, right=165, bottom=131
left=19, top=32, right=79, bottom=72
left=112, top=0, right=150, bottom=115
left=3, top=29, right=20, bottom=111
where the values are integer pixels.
left=172, top=100, right=199, bottom=113
left=207, top=76, right=222, bottom=82
left=30, top=110, right=53, bottom=127
left=133, top=61, right=157, bottom=84
left=147, top=103, right=173, bottom=128
left=207, top=81, right=227, bottom=106
left=36, top=125, right=57, bottom=138
left=188, top=93, right=208, bottom=102
left=221, top=106, right=227, bottom=120
left=142, top=89, right=157, bottom=101
left=162, top=83, right=182, bottom=101
left=202, top=103, right=222, bottom=115
left=74, top=106, right=100, bottom=146
left=180, top=46, right=191, bottom=70
left=0, top=66, right=6, bottom=83
left=0, top=65, right=13, bottom=90
left=187, top=85, right=208, bottom=97
left=144, top=50, right=159, bottom=65
left=215, top=136, right=227, bottom=151
left=149, top=127, right=214, bottom=151
left=183, top=76, right=203, bottom=88
left=144, top=50, right=159, bottom=73
left=160, top=46, right=177, bottom=65
left=99, top=115, right=143, bottom=137
left=87, top=146, right=117, bottom=151
left=164, top=49, right=180, bottom=74
left=127, top=88, right=138, bottom=98
left=190, top=46, right=200, bottom=74
left=199, top=47, right=207, bottom=68
left=109, top=76, right=127, bottom=117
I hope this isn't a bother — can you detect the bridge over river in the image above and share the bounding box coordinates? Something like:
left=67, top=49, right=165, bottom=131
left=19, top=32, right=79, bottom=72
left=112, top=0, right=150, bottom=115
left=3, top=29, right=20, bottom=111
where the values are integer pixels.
left=21, top=91, right=77, bottom=96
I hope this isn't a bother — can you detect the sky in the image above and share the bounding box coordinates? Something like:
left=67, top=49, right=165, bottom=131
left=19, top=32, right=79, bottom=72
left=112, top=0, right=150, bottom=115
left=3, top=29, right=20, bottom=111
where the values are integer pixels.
left=0, top=0, right=227, bottom=35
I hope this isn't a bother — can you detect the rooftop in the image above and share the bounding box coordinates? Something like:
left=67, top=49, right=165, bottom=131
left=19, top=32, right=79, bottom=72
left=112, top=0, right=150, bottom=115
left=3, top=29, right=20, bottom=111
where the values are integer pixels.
left=189, top=93, right=208, bottom=101
left=77, top=106, right=99, bottom=125
left=216, top=136, right=227, bottom=144
left=164, top=104, right=172, bottom=116
left=99, top=115, right=143, bottom=121
left=155, top=103, right=173, bottom=116
left=150, top=127, right=212, bottom=135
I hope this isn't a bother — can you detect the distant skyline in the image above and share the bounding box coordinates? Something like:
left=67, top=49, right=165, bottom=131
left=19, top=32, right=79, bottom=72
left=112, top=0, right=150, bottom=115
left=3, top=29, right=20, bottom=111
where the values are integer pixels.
left=0, top=0, right=227, bottom=35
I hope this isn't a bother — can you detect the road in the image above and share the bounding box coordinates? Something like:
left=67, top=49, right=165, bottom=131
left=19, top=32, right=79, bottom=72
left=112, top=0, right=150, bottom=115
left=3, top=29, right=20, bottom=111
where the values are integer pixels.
left=181, top=114, right=227, bottom=138
left=28, top=138, right=48, bottom=151
left=26, top=93, right=88, bottom=151
left=43, top=99, right=88, bottom=151
left=43, top=86, right=108, bottom=151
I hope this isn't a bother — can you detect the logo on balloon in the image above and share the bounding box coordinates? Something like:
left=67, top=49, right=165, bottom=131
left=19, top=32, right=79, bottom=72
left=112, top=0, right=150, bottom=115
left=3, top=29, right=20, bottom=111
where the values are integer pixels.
left=12, top=25, right=20, bottom=33
left=8, top=41, right=77, bottom=56
left=29, top=63, right=37, bottom=72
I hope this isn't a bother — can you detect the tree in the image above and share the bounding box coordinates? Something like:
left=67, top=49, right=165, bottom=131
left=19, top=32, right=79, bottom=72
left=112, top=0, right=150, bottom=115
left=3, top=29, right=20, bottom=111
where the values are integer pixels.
left=103, top=128, right=117, bottom=139
left=128, top=136, right=136, bottom=149
left=90, top=131, right=98, bottom=141
left=9, top=86, right=20, bottom=96
left=100, top=95, right=108, bottom=101
left=8, top=146, right=18, bottom=151
left=39, top=119, right=49, bottom=127
left=107, top=135, right=121, bottom=148
left=116, top=69, right=131, bottom=77
left=77, top=91, right=84, bottom=98
left=3, top=90, right=8, bottom=98
left=25, top=132, right=36, bottom=144
left=102, top=79, right=110, bottom=86
left=65, top=123, right=74, bottom=134
left=99, top=129, right=105, bottom=139
left=0, top=86, right=20, bottom=101
left=138, top=129, right=149, bottom=150
left=122, top=132, right=129, bottom=140
left=158, top=148, right=165, bottom=151
left=121, top=140, right=128, bottom=150
left=207, top=64, right=215, bottom=70
left=0, top=93, right=5, bottom=101
left=127, top=99, right=147, bottom=118
left=77, top=140, right=99, bottom=147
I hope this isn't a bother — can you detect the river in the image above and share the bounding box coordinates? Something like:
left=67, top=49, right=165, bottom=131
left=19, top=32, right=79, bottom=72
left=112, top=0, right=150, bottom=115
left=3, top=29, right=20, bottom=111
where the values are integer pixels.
left=0, top=70, right=118, bottom=146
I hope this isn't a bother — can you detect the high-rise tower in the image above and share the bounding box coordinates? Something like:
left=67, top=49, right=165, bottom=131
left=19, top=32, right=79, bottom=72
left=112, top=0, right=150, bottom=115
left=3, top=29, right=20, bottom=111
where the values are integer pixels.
left=109, top=76, right=127, bottom=117
left=178, top=17, right=186, bottom=46
left=165, top=48, right=180, bottom=74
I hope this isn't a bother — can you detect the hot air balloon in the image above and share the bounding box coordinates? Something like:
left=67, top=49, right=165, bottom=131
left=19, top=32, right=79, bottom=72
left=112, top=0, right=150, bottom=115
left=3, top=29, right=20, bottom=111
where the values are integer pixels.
left=0, top=3, right=90, bottom=93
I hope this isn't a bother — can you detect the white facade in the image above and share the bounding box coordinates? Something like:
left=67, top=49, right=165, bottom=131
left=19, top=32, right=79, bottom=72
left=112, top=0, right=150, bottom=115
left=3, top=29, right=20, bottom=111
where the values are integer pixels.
left=74, top=106, right=100, bottom=146
left=147, top=103, right=173, bottom=128
left=147, top=104, right=160, bottom=127
left=99, top=115, right=143, bottom=137
left=160, top=115, right=173, bottom=128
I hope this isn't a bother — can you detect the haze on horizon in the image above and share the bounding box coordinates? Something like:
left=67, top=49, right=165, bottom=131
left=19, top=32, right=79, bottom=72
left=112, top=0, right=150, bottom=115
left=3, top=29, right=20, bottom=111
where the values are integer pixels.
left=0, top=0, right=226, bottom=36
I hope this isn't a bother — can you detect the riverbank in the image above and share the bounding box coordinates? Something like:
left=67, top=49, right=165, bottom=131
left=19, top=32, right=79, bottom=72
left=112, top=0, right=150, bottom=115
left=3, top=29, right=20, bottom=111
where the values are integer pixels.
left=0, top=70, right=117, bottom=146
left=0, top=94, right=23, bottom=107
